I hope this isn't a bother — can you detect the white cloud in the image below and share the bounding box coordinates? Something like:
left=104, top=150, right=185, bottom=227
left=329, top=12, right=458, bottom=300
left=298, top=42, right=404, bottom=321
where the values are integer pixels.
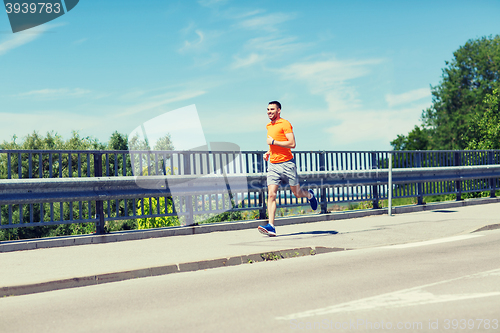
left=274, top=56, right=434, bottom=150
left=198, top=0, right=229, bottom=7
left=233, top=9, right=265, bottom=19
left=246, top=35, right=307, bottom=55
left=0, top=111, right=104, bottom=142
left=202, top=110, right=264, bottom=134
left=238, top=13, right=296, bottom=32
left=324, top=102, right=431, bottom=149
left=231, top=53, right=263, bottom=69
left=16, top=88, right=91, bottom=98
left=119, top=90, right=147, bottom=100
left=277, top=57, right=384, bottom=121
left=324, top=89, right=362, bottom=113
left=0, top=32, right=42, bottom=56
left=280, top=57, right=384, bottom=94
left=119, top=90, right=206, bottom=116
left=385, top=88, right=431, bottom=107
left=230, top=36, right=309, bottom=69
left=132, top=105, right=207, bottom=151
left=72, top=38, right=88, bottom=45
left=180, top=30, right=205, bottom=52
left=0, top=23, right=62, bottom=56
left=178, top=26, right=223, bottom=56
left=0, top=94, right=206, bottom=144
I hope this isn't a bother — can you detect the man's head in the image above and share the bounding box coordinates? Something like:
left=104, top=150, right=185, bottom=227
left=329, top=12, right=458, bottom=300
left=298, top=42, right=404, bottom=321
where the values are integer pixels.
left=267, top=101, right=281, bottom=122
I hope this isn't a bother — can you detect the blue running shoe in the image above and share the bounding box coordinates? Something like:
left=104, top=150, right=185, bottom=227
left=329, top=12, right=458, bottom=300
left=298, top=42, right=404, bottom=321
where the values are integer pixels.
left=308, top=189, right=318, bottom=210
left=258, top=223, right=276, bottom=237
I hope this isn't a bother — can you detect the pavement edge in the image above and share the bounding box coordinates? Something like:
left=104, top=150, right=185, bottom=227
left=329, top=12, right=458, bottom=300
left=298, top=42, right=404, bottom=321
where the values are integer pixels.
left=0, top=246, right=348, bottom=298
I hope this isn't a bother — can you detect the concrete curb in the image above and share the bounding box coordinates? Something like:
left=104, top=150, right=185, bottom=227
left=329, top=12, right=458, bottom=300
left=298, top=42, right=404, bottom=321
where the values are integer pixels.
left=2, top=196, right=500, bottom=253
left=471, top=223, right=500, bottom=233
left=0, top=246, right=346, bottom=298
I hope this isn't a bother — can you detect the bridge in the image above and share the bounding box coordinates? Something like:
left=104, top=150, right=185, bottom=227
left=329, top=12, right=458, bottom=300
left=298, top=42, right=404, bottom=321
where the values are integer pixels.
left=1, top=149, right=500, bottom=331
left=0, top=199, right=499, bottom=332
left=2, top=148, right=500, bottom=232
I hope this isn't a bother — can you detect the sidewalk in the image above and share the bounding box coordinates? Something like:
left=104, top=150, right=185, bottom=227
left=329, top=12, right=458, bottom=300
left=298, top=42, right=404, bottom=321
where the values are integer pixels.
left=1, top=199, right=500, bottom=297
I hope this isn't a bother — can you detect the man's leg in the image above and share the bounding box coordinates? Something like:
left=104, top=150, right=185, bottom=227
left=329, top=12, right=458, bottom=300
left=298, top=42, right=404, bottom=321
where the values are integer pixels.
left=284, top=160, right=318, bottom=210
left=290, top=185, right=318, bottom=211
left=267, top=184, right=279, bottom=226
left=290, top=185, right=312, bottom=199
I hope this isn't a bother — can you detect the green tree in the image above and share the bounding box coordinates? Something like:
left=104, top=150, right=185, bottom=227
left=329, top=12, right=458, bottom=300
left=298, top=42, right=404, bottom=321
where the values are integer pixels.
left=0, top=132, right=97, bottom=240
left=393, top=35, right=500, bottom=150
left=391, top=125, right=430, bottom=150
left=108, top=131, right=129, bottom=150
left=466, top=89, right=500, bottom=150
left=0, top=131, right=65, bottom=150
left=0, top=130, right=106, bottom=180
left=154, top=134, right=174, bottom=151
left=129, top=133, right=175, bottom=176
left=128, top=133, right=174, bottom=151
left=0, top=131, right=130, bottom=241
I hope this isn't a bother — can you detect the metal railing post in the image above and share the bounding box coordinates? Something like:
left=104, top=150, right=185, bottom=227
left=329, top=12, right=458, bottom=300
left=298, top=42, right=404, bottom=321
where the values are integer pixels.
left=371, top=152, right=379, bottom=209
left=94, top=152, right=105, bottom=234
left=388, top=153, right=393, bottom=216
left=416, top=152, right=424, bottom=205
left=319, top=151, right=328, bottom=214
left=257, top=152, right=267, bottom=220
left=488, top=151, right=496, bottom=198
left=182, top=152, right=194, bottom=226
left=454, top=151, right=462, bottom=201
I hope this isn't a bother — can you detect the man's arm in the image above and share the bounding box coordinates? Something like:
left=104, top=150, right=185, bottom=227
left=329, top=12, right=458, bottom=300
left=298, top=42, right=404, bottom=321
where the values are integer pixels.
left=267, top=132, right=296, bottom=149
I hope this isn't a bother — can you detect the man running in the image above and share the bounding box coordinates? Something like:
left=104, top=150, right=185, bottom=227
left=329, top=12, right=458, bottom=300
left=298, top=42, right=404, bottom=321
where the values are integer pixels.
left=258, top=101, right=318, bottom=237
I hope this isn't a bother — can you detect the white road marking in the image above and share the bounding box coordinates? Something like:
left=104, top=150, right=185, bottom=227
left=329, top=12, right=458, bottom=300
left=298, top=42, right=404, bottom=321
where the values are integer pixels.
left=381, top=234, right=483, bottom=249
left=276, top=268, right=500, bottom=320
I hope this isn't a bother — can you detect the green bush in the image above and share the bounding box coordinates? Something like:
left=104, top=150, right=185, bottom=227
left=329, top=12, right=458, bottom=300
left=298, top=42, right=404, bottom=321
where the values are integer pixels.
left=136, top=197, right=180, bottom=229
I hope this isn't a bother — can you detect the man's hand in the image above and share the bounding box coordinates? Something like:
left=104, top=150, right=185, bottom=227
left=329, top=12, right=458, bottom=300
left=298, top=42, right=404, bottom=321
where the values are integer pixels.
left=264, top=151, right=270, bottom=161
left=267, top=136, right=274, bottom=145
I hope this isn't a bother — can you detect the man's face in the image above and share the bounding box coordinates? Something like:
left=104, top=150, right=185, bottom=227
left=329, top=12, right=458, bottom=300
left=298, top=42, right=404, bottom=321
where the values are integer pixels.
left=267, top=104, right=280, bottom=121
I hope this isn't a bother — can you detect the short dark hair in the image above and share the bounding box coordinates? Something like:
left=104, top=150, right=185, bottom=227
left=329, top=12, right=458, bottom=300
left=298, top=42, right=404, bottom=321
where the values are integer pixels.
left=268, top=101, right=281, bottom=110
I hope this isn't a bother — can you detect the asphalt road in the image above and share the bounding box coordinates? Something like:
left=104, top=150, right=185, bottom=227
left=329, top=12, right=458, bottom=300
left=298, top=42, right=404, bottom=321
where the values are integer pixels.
left=1, top=229, right=499, bottom=333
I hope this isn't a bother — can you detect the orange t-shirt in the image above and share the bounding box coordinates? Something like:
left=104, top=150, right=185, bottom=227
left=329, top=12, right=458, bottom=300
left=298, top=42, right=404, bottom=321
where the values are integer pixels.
left=267, top=118, right=294, bottom=164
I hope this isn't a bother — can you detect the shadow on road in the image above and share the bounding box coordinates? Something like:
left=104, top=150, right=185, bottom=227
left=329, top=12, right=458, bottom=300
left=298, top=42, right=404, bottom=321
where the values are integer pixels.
left=278, top=230, right=339, bottom=237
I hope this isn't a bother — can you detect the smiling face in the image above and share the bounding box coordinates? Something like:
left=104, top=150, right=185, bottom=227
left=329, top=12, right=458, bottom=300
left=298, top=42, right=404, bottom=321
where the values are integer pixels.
left=267, top=103, right=281, bottom=122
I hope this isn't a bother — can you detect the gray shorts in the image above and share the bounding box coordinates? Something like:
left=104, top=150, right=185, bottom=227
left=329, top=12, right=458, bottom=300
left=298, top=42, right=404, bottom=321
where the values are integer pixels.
left=267, top=159, right=299, bottom=187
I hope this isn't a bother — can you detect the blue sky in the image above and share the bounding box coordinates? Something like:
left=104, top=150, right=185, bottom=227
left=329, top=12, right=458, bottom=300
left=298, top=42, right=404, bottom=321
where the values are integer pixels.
left=1, top=0, right=500, bottom=151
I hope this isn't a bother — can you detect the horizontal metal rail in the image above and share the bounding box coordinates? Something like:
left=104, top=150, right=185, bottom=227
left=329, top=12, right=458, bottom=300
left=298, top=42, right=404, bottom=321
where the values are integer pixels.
left=2, top=165, right=500, bottom=205
left=0, top=174, right=257, bottom=205
left=304, top=165, right=500, bottom=186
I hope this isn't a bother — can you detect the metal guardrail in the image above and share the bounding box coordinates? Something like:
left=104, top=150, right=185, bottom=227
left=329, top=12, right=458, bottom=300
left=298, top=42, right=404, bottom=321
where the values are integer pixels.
left=2, top=162, right=500, bottom=233
left=1, top=149, right=500, bottom=233
left=3, top=165, right=500, bottom=203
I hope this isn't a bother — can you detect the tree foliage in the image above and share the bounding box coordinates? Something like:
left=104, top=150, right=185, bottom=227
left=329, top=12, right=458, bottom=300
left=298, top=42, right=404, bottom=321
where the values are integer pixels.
left=0, top=130, right=106, bottom=151
left=128, top=133, right=174, bottom=151
left=465, top=89, right=500, bottom=150
left=390, top=125, right=431, bottom=151
left=0, top=131, right=127, bottom=241
left=392, top=35, right=500, bottom=150
left=108, top=131, right=129, bottom=150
